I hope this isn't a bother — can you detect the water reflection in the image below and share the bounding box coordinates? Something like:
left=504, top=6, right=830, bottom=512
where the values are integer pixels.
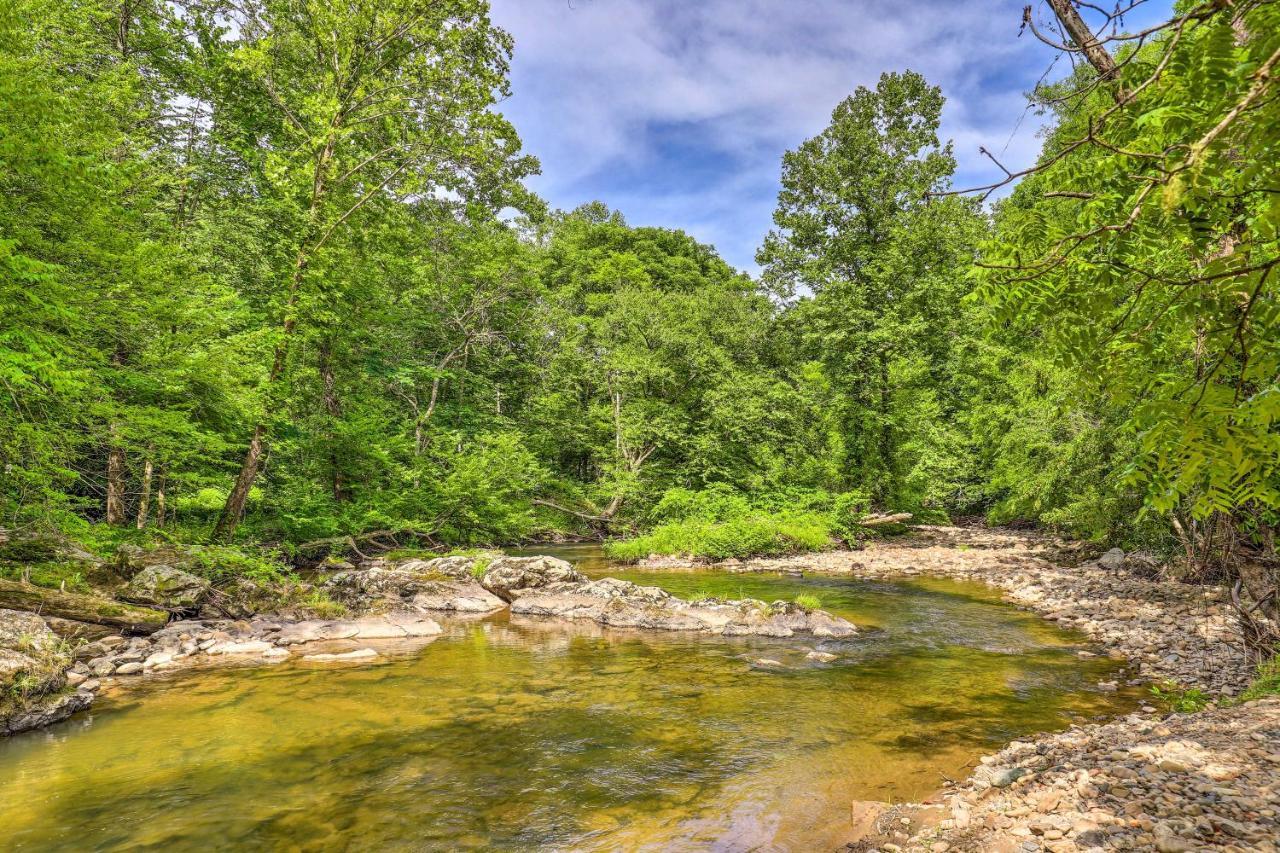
left=0, top=546, right=1138, bottom=851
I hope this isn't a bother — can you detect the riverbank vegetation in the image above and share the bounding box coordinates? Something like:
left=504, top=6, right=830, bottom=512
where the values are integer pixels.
left=1, top=1, right=1277, bottom=649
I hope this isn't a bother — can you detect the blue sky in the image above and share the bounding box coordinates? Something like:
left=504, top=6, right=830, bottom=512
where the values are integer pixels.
left=488, top=0, right=1171, bottom=272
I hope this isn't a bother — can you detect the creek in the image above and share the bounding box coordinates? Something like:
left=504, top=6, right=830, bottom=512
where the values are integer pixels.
left=0, top=545, right=1138, bottom=850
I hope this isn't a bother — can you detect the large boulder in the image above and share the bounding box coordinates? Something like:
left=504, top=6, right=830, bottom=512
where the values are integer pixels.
left=323, top=566, right=505, bottom=614
left=510, top=578, right=858, bottom=637
left=121, top=565, right=211, bottom=610
left=480, top=556, right=585, bottom=602
left=1, top=608, right=80, bottom=736
left=0, top=607, right=56, bottom=651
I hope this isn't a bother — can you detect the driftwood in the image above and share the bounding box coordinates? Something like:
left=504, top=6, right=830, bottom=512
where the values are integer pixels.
left=295, top=528, right=440, bottom=558
left=858, top=512, right=913, bottom=527
left=0, top=579, right=168, bottom=634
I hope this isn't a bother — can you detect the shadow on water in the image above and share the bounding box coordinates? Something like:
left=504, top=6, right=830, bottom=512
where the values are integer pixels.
left=0, top=544, right=1141, bottom=851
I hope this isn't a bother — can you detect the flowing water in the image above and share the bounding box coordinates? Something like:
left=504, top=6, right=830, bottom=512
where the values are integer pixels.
left=0, top=545, right=1139, bottom=851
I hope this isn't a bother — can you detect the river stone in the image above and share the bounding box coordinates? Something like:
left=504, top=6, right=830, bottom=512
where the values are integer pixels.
left=120, top=565, right=210, bottom=610
left=0, top=648, right=37, bottom=682
left=303, top=648, right=378, bottom=663
left=115, top=661, right=143, bottom=675
left=1098, top=548, right=1126, bottom=571
left=206, top=640, right=274, bottom=655
left=480, top=556, right=585, bottom=602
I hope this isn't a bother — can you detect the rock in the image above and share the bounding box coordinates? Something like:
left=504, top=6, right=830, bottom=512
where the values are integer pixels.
left=65, top=670, right=87, bottom=687
left=407, top=581, right=506, bottom=614
left=120, top=565, right=210, bottom=610
left=303, top=648, right=378, bottom=663
left=805, top=651, right=838, bottom=662
left=3, top=689, right=92, bottom=735
left=1153, top=824, right=1194, bottom=852
left=275, top=614, right=442, bottom=646
left=510, top=577, right=858, bottom=637
left=479, top=556, right=586, bottom=601
left=0, top=608, right=56, bottom=651
left=88, top=657, right=115, bottom=677
left=143, top=651, right=174, bottom=669
left=205, top=640, right=274, bottom=655
left=114, top=661, right=143, bottom=675
left=1098, top=548, right=1126, bottom=571
left=985, top=767, right=1029, bottom=788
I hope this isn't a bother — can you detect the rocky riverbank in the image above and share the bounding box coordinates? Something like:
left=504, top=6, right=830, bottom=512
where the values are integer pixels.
left=1, top=553, right=857, bottom=734
left=849, top=698, right=1280, bottom=852
left=632, top=527, right=1276, bottom=852
left=640, top=526, right=1255, bottom=697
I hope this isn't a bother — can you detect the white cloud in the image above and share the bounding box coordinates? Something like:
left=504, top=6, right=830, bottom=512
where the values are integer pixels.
left=489, top=0, right=1171, bottom=271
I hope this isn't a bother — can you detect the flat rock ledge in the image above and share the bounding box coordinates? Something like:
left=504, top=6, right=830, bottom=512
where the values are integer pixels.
left=34, top=612, right=444, bottom=714
left=858, top=698, right=1280, bottom=853
left=511, top=577, right=857, bottom=637
left=647, top=526, right=1255, bottom=696
left=329, top=555, right=857, bottom=637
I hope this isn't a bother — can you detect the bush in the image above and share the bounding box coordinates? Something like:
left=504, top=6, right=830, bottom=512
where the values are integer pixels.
left=1240, top=656, right=1280, bottom=702
left=1150, top=681, right=1210, bottom=714
left=793, top=593, right=822, bottom=612
left=605, top=512, right=831, bottom=561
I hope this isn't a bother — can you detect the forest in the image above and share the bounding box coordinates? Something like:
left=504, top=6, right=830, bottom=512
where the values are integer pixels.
left=1, top=0, right=1277, bottom=637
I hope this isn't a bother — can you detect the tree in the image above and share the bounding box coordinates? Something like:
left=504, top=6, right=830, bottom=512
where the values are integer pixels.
left=205, top=0, right=537, bottom=539
left=758, top=70, right=983, bottom=506
left=975, top=0, right=1280, bottom=637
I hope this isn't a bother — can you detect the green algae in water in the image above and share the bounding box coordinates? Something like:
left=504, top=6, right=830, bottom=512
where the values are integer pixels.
left=0, top=555, right=1138, bottom=851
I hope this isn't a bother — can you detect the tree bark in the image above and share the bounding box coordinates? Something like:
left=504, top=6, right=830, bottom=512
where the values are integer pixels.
left=213, top=424, right=265, bottom=541
left=155, top=472, right=166, bottom=527
left=0, top=579, right=168, bottom=634
left=1045, top=0, right=1123, bottom=96
left=105, top=427, right=126, bottom=526
left=215, top=132, right=336, bottom=541
left=135, top=457, right=153, bottom=529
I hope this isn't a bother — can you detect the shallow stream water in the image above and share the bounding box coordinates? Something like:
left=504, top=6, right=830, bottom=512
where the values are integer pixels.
left=0, top=545, right=1138, bottom=850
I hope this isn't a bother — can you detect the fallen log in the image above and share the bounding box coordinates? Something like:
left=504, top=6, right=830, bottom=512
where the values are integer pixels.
left=858, top=512, right=914, bottom=527
left=0, top=579, right=168, bottom=634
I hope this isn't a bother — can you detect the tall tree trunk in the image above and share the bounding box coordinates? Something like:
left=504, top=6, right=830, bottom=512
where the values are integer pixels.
left=877, top=349, right=893, bottom=503
left=135, top=456, right=153, bottom=529
left=155, top=472, right=167, bottom=527
left=319, top=339, right=347, bottom=502
left=105, top=426, right=126, bottom=526
left=214, top=424, right=266, bottom=540
left=214, top=135, right=336, bottom=541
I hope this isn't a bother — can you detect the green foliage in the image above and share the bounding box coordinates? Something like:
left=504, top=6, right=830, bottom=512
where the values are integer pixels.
left=977, top=3, right=1280, bottom=525
left=299, top=590, right=347, bottom=619
left=470, top=557, right=493, bottom=579
left=183, top=546, right=295, bottom=587
left=0, top=563, right=90, bottom=593
left=1150, top=681, right=1211, bottom=714
left=605, top=486, right=841, bottom=561
left=793, top=593, right=822, bottom=612
left=1239, top=655, right=1280, bottom=702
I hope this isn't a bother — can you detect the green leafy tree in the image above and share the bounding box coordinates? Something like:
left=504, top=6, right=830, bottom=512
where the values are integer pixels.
left=758, top=70, right=984, bottom=507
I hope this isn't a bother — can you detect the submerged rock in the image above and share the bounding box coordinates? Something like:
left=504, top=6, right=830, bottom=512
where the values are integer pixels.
left=303, top=648, right=378, bottom=663
left=121, top=565, right=211, bottom=610
left=510, top=577, right=858, bottom=637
